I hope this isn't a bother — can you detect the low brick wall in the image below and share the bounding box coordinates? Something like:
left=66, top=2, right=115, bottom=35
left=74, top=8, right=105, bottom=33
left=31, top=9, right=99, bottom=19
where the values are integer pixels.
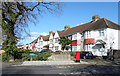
left=113, top=50, right=120, bottom=59
left=107, top=49, right=120, bottom=60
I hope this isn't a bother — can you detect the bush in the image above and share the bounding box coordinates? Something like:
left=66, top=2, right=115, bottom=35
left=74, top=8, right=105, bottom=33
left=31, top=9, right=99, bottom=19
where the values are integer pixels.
left=33, top=52, right=51, bottom=61
left=21, top=52, right=52, bottom=61
left=2, top=51, right=52, bottom=62
left=22, top=53, right=31, bottom=61
left=21, top=49, right=32, bottom=52
left=2, top=53, right=12, bottom=62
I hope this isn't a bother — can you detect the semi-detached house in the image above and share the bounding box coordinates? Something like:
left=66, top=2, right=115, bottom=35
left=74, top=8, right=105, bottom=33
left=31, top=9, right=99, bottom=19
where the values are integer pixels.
left=27, top=15, right=120, bottom=57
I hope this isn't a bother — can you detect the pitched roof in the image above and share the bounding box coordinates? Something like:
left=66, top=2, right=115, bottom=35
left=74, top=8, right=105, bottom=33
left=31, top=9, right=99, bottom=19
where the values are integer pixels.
left=57, top=18, right=120, bottom=36
left=63, top=22, right=92, bottom=36
left=57, top=30, right=65, bottom=37
left=87, top=18, right=120, bottom=30
left=42, top=35, right=50, bottom=41
left=29, top=17, right=120, bottom=44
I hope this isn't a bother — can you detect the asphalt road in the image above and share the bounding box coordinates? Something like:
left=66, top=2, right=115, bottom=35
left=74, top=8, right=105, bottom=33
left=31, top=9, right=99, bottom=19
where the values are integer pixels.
left=2, top=64, right=120, bottom=75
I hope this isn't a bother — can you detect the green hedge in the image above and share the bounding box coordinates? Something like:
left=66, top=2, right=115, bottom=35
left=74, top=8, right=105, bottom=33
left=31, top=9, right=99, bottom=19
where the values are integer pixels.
left=2, top=53, right=12, bottom=62
left=22, top=52, right=52, bottom=61
left=2, top=51, right=52, bottom=62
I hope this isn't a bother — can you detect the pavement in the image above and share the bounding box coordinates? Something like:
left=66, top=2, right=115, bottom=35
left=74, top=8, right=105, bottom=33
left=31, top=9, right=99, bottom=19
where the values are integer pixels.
left=12, top=60, right=89, bottom=66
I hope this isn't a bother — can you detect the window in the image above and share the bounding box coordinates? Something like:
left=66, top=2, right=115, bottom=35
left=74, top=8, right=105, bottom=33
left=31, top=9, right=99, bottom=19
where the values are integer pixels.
left=72, top=34, right=77, bottom=40
left=99, top=29, right=104, bottom=36
left=85, top=44, right=94, bottom=51
left=87, top=31, right=88, bottom=38
left=55, top=38, right=59, bottom=43
left=50, top=39, right=53, bottom=44
left=72, top=45, right=77, bottom=51
left=55, top=46, right=59, bottom=50
left=77, top=45, right=80, bottom=51
left=86, top=31, right=91, bottom=38
left=88, top=31, right=91, bottom=37
left=40, top=41, right=43, bottom=45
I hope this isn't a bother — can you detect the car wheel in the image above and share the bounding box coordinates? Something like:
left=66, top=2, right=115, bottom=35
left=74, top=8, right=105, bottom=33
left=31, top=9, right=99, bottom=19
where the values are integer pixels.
left=83, top=56, right=86, bottom=59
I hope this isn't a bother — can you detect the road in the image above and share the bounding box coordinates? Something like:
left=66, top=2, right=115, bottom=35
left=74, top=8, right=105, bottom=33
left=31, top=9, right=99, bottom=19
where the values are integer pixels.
left=2, top=64, right=120, bottom=75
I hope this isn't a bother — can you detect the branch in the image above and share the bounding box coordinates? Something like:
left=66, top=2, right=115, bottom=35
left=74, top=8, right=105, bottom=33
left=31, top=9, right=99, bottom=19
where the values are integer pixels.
left=23, top=2, right=40, bottom=11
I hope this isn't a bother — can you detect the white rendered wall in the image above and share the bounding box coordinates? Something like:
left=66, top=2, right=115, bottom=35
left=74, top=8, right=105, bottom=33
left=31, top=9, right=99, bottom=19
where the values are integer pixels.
left=49, top=33, right=54, bottom=51
left=53, top=31, right=62, bottom=52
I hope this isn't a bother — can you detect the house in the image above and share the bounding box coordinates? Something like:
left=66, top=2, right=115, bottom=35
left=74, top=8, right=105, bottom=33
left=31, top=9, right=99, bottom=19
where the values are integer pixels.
left=17, top=45, right=23, bottom=49
left=37, top=34, right=50, bottom=51
left=0, top=45, right=2, bottom=49
left=26, top=15, right=120, bottom=56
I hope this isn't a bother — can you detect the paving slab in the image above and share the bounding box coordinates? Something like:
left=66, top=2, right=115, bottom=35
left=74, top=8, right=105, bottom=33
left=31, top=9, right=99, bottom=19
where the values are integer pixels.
left=12, top=60, right=89, bottom=66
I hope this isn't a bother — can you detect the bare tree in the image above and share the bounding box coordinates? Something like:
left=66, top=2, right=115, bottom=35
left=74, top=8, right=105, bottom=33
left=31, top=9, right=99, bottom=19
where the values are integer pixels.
left=1, top=1, right=63, bottom=59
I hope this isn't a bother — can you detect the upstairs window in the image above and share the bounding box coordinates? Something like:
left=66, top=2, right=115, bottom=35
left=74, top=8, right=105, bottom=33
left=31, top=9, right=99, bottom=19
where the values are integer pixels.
left=55, top=46, right=59, bottom=50
left=55, top=38, right=59, bottom=43
left=50, top=39, right=53, bottom=44
left=99, top=29, right=104, bottom=37
left=72, top=34, right=77, bottom=40
left=86, top=31, right=91, bottom=38
left=40, top=41, right=43, bottom=45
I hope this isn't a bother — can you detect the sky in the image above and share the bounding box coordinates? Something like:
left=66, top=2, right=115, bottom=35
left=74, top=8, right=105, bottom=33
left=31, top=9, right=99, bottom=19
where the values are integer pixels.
left=20, top=2, right=118, bottom=45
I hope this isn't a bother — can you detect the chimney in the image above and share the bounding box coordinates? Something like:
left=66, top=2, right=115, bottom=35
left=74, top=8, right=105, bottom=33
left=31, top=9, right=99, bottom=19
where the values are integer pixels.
left=49, top=31, right=53, bottom=35
left=64, top=25, right=70, bottom=31
left=92, top=14, right=100, bottom=22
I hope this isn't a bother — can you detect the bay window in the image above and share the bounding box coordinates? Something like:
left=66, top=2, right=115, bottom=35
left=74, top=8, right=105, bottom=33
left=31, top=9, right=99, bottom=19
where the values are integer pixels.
left=72, top=45, right=77, bottom=51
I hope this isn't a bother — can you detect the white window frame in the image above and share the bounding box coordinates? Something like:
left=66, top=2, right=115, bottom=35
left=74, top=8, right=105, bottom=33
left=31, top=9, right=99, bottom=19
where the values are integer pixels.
left=55, top=38, right=59, bottom=43
left=99, top=29, right=104, bottom=37
left=72, top=45, right=77, bottom=51
left=50, top=39, right=53, bottom=44
left=55, top=46, right=59, bottom=50
left=40, top=41, right=43, bottom=45
left=72, top=34, right=77, bottom=40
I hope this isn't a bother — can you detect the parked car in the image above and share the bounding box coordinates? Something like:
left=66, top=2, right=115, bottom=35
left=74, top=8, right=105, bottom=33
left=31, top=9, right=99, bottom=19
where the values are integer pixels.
left=80, top=51, right=94, bottom=59
left=75, top=51, right=94, bottom=59
left=41, top=49, right=52, bottom=52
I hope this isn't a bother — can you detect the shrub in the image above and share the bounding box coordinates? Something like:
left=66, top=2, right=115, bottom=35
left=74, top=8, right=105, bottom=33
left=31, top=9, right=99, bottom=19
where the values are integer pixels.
left=37, top=52, right=51, bottom=61
left=2, top=53, right=12, bottom=62
left=21, top=49, right=32, bottom=52
left=22, top=53, right=31, bottom=61
left=20, top=51, right=52, bottom=61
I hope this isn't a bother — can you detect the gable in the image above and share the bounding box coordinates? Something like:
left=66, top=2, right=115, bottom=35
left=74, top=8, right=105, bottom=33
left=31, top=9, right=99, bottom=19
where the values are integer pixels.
left=54, top=31, right=60, bottom=38
left=49, top=33, right=53, bottom=39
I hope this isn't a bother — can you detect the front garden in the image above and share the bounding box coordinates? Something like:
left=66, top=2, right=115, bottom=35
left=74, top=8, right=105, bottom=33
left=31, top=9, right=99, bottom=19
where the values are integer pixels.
left=2, top=49, right=52, bottom=62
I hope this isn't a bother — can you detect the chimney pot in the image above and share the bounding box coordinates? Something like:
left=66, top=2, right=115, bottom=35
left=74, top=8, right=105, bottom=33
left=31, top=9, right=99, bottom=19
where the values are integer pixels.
left=49, top=31, right=53, bottom=35
left=92, top=14, right=100, bottom=22
left=64, top=25, right=70, bottom=31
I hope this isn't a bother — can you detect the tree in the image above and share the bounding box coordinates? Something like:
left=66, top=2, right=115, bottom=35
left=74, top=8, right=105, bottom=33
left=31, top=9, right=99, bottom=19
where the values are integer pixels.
left=1, top=2, right=62, bottom=60
left=58, top=36, right=72, bottom=51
